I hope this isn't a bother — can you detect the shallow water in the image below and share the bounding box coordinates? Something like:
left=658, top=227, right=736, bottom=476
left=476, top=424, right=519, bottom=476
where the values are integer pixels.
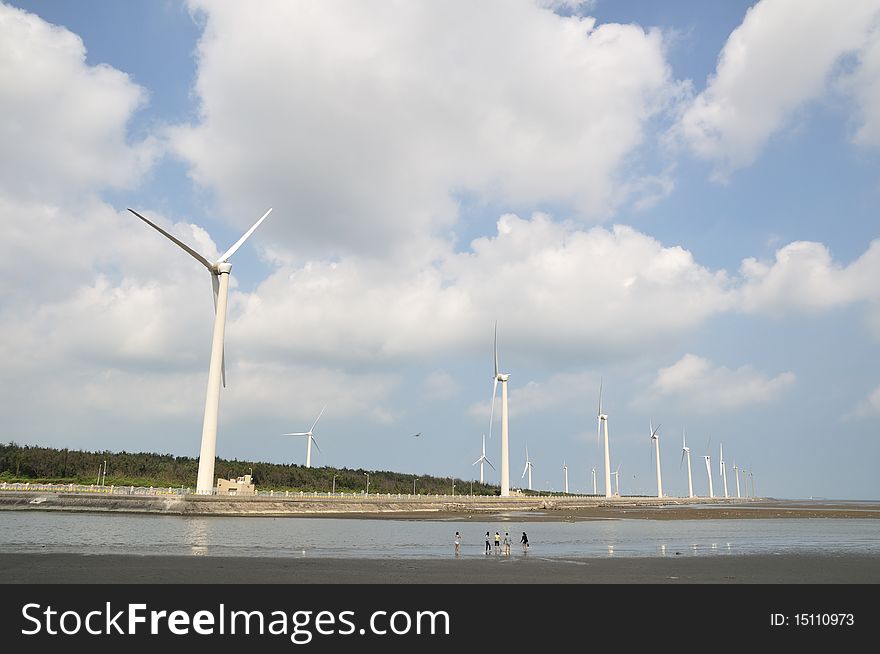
left=1, top=511, right=878, bottom=559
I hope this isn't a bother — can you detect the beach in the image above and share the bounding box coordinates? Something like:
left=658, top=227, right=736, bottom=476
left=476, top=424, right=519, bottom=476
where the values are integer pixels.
left=1, top=552, right=878, bottom=584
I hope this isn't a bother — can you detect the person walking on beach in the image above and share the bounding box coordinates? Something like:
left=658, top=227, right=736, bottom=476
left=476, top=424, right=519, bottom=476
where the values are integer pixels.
left=520, top=531, right=529, bottom=553
left=454, top=531, right=461, bottom=557
left=485, top=531, right=491, bottom=554
left=503, top=531, right=511, bottom=556
left=494, top=531, right=501, bottom=553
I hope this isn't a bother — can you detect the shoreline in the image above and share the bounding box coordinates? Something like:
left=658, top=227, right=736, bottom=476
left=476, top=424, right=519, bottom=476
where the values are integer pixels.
left=1, top=552, right=878, bottom=583
left=0, top=492, right=877, bottom=520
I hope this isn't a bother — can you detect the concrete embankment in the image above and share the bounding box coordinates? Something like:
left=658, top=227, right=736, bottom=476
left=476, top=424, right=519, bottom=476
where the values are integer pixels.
left=0, top=491, right=721, bottom=517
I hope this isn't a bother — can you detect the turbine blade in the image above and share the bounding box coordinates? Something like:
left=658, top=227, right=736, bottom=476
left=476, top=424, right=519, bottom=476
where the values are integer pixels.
left=494, top=321, right=499, bottom=377
left=310, top=405, right=326, bottom=433
left=473, top=457, right=482, bottom=467
left=680, top=449, right=685, bottom=469
left=218, top=208, right=273, bottom=262
left=127, top=209, right=213, bottom=271
left=283, top=432, right=309, bottom=437
left=598, top=378, right=603, bottom=416
left=486, top=459, right=496, bottom=471
left=489, top=377, right=498, bottom=439
left=597, top=416, right=601, bottom=449
left=310, top=436, right=322, bottom=454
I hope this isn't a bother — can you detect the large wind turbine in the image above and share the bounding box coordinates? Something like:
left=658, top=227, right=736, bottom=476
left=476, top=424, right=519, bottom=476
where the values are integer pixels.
left=703, top=440, right=714, bottom=499
left=612, top=463, right=622, bottom=496
left=650, top=421, right=662, bottom=498
left=597, top=381, right=612, bottom=498
left=719, top=443, right=729, bottom=498
left=472, top=434, right=495, bottom=484
left=521, top=446, right=534, bottom=491
left=591, top=467, right=597, bottom=495
left=283, top=406, right=326, bottom=468
left=489, top=322, right=511, bottom=497
left=680, top=430, right=694, bottom=498
left=127, top=207, right=272, bottom=494
left=733, top=461, right=741, bottom=498
left=563, top=461, right=569, bottom=494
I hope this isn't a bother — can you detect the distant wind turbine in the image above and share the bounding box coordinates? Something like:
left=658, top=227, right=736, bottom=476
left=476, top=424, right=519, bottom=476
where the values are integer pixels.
left=127, top=206, right=272, bottom=494
left=597, top=381, right=612, bottom=498
left=704, top=438, right=714, bottom=499
left=591, top=467, right=597, bottom=495
left=650, top=421, right=663, bottom=498
left=733, top=460, right=741, bottom=498
left=522, top=446, right=534, bottom=491
left=489, top=322, right=511, bottom=497
left=720, top=443, right=729, bottom=498
left=612, top=463, right=622, bottom=496
left=283, top=406, right=326, bottom=468
left=680, top=429, right=694, bottom=498
left=472, top=434, right=495, bottom=484
left=563, top=461, right=569, bottom=494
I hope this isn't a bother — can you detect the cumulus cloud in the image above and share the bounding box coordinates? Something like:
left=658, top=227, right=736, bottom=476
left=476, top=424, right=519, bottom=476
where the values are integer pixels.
left=643, top=353, right=795, bottom=411
left=846, top=385, right=880, bottom=419
left=467, top=371, right=600, bottom=423
left=231, top=213, right=735, bottom=366
left=737, top=239, right=880, bottom=317
left=169, top=0, right=678, bottom=257
left=0, top=3, right=157, bottom=201
left=674, top=0, right=880, bottom=177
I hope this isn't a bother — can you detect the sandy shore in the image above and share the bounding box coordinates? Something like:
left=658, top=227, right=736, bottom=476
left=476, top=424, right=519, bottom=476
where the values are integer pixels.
left=1, top=552, right=877, bottom=583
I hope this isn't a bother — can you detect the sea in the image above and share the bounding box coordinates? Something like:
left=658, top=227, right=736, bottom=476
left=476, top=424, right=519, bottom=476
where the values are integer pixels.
left=1, top=504, right=879, bottom=559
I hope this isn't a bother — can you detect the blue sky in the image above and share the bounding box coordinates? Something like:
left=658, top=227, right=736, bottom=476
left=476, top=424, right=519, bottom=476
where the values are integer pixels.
left=2, top=0, right=879, bottom=499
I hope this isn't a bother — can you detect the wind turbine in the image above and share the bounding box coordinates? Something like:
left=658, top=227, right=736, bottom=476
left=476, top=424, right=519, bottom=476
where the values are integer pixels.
left=283, top=406, right=326, bottom=468
left=720, top=443, right=729, bottom=498
left=521, top=446, right=534, bottom=491
left=472, top=434, right=495, bottom=484
left=591, top=467, right=597, bottom=495
left=733, top=460, right=741, bottom=498
left=563, top=461, right=569, bottom=494
left=680, top=429, right=694, bottom=498
left=489, top=322, right=511, bottom=497
left=597, top=381, right=612, bottom=498
left=650, top=421, right=663, bottom=498
left=127, top=207, right=273, bottom=494
left=612, top=463, right=622, bottom=496
left=703, top=439, right=714, bottom=499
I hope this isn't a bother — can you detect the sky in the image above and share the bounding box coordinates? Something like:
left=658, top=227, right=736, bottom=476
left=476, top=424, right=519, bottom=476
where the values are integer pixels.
left=1, top=0, right=879, bottom=500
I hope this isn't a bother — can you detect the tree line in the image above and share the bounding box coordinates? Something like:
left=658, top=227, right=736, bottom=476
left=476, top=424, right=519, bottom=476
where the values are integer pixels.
left=0, top=442, right=502, bottom=495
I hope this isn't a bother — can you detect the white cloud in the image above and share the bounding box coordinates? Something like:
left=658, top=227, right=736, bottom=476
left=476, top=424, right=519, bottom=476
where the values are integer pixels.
left=674, top=0, right=880, bottom=177
left=846, top=385, right=880, bottom=419
left=738, top=239, right=880, bottom=317
left=467, top=371, right=600, bottom=422
left=170, top=0, right=678, bottom=257
left=842, top=29, right=880, bottom=146
left=0, top=4, right=157, bottom=201
left=231, top=213, right=735, bottom=366
left=643, top=353, right=795, bottom=411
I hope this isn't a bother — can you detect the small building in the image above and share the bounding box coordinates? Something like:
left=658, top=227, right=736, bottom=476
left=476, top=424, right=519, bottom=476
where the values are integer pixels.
left=217, top=474, right=255, bottom=496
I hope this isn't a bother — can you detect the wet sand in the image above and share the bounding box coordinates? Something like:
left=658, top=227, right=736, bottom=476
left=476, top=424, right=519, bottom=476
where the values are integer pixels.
left=1, top=552, right=877, bottom=583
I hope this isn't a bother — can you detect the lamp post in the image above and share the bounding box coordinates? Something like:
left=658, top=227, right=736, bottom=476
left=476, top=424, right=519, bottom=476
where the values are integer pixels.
left=364, top=472, right=370, bottom=494
left=332, top=474, right=338, bottom=494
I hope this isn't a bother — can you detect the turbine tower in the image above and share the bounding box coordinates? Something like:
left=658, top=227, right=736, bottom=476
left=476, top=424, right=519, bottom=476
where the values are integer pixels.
left=733, top=461, right=741, bottom=498
left=591, top=467, right=597, bottom=495
left=680, top=430, right=694, bottom=498
left=489, top=322, right=511, bottom=497
left=720, top=443, right=729, bottom=498
left=563, top=461, right=569, bottom=494
left=703, top=440, right=714, bottom=499
left=650, top=421, right=662, bottom=498
left=283, top=406, right=326, bottom=468
left=597, top=381, right=612, bottom=498
left=521, top=446, right=534, bottom=491
left=472, top=434, right=495, bottom=484
left=127, top=207, right=272, bottom=494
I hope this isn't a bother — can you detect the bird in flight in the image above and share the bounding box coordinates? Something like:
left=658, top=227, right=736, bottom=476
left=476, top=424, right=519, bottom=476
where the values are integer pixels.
left=412, top=432, right=422, bottom=438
